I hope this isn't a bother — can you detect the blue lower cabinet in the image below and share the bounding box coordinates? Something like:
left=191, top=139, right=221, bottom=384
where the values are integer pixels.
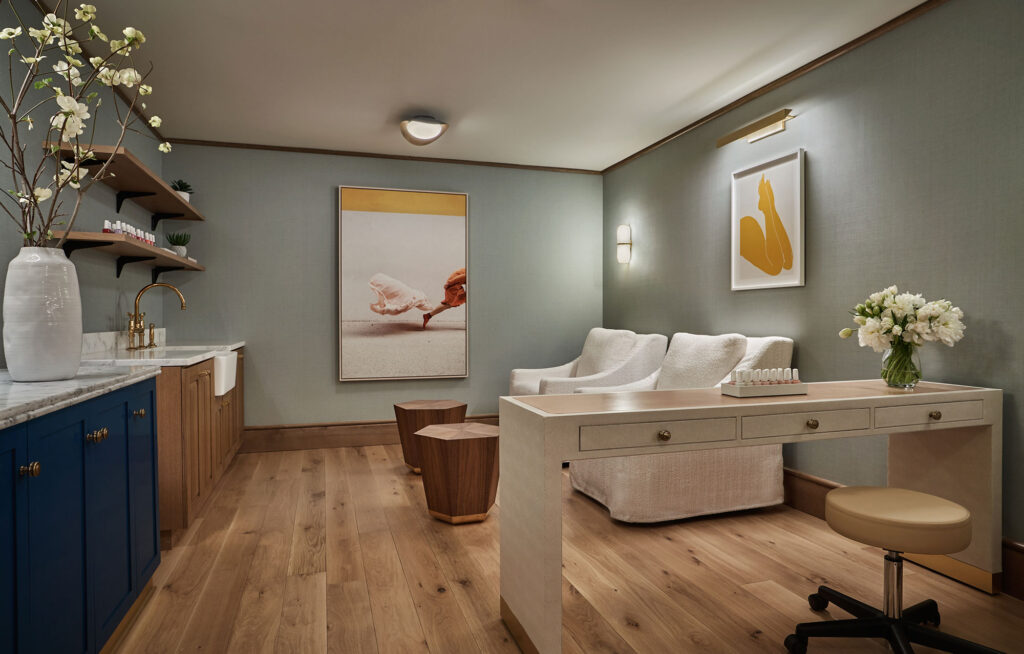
left=25, top=407, right=89, bottom=654
left=85, top=394, right=134, bottom=650
left=0, top=376, right=158, bottom=654
left=1, top=426, right=28, bottom=654
left=127, top=384, right=160, bottom=588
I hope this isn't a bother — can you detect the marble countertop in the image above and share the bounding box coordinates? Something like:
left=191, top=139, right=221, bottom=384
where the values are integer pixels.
left=0, top=365, right=162, bottom=430
left=81, top=341, right=246, bottom=367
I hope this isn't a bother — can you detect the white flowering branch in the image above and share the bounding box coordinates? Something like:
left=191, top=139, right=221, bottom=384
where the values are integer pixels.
left=0, top=0, right=169, bottom=247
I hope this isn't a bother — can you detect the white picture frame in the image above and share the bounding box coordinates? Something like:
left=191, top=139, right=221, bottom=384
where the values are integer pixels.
left=730, top=148, right=805, bottom=291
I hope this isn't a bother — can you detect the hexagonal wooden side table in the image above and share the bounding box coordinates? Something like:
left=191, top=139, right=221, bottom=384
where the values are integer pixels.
left=415, top=422, right=499, bottom=524
left=393, top=400, right=467, bottom=474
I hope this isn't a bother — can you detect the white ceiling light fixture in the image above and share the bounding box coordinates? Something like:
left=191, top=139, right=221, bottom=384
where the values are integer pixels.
left=400, top=115, right=449, bottom=146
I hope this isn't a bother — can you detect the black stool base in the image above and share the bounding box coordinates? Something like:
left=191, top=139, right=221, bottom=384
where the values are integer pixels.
left=784, top=585, right=1003, bottom=654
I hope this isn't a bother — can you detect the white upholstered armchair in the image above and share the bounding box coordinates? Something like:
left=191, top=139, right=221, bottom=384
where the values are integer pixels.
left=509, top=328, right=667, bottom=396
left=570, top=333, right=794, bottom=523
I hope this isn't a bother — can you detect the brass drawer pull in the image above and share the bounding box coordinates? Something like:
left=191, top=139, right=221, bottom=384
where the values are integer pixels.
left=19, top=461, right=41, bottom=477
left=929, top=410, right=942, bottom=421
left=86, top=427, right=110, bottom=443
left=134, top=408, right=147, bottom=418
left=198, top=371, right=210, bottom=378
left=806, top=418, right=820, bottom=430
left=657, top=430, right=672, bottom=442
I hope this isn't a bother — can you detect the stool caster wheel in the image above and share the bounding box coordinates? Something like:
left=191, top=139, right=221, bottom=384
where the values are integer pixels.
left=808, top=592, right=829, bottom=611
left=785, top=634, right=808, bottom=654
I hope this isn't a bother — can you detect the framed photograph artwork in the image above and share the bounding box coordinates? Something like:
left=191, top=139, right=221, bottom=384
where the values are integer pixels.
left=338, top=186, right=468, bottom=381
left=730, top=149, right=804, bottom=290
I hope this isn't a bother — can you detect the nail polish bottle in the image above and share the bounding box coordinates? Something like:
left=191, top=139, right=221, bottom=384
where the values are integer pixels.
left=792, top=368, right=800, bottom=383
left=784, top=368, right=793, bottom=383
left=102, top=219, right=112, bottom=233
left=729, top=370, right=737, bottom=385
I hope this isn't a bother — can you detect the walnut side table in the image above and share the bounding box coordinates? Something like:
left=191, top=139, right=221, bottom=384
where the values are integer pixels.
left=415, top=422, right=499, bottom=524
left=393, top=400, right=467, bottom=474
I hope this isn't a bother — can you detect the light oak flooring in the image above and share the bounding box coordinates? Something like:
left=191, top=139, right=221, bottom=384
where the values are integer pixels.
left=116, top=445, right=1024, bottom=653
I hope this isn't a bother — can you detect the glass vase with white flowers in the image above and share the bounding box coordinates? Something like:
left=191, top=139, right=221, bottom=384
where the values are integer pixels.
left=1, top=1, right=168, bottom=382
left=838, top=285, right=966, bottom=390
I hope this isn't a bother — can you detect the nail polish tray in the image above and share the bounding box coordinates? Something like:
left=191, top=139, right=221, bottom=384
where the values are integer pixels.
left=721, top=382, right=808, bottom=398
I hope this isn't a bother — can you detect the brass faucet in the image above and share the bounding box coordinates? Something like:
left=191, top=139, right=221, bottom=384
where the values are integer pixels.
left=126, top=282, right=187, bottom=350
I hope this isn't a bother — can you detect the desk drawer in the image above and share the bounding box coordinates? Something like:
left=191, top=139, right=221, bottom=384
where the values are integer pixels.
left=742, top=408, right=870, bottom=439
left=580, top=417, right=736, bottom=452
left=874, top=400, right=982, bottom=429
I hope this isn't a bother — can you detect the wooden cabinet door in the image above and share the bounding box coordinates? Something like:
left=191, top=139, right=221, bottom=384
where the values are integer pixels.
left=127, top=381, right=160, bottom=586
left=0, top=426, right=28, bottom=654
left=234, top=348, right=245, bottom=452
left=84, top=392, right=135, bottom=650
left=25, top=408, right=89, bottom=654
left=182, top=360, right=214, bottom=522
left=212, top=391, right=230, bottom=479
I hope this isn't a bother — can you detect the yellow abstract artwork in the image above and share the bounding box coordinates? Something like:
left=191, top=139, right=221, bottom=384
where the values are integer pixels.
left=739, top=174, right=793, bottom=276
left=731, top=149, right=803, bottom=290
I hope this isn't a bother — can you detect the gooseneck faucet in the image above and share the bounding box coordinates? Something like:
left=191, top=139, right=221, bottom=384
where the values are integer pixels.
left=126, top=282, right=187, bottom=350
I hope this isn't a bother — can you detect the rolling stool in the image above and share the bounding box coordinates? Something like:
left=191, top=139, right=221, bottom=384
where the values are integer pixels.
left=784, top=487, right=1003, bottom=654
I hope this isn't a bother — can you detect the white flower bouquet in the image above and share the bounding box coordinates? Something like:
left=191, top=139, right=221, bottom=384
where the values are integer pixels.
left=0, top=2, right=170, bottom=247
left=838, top=285, right=965, bottom=388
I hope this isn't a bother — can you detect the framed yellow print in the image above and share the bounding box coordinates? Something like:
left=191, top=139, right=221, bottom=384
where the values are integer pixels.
left=730, top=149, right=805, bottom=291
left=338, top=186, right=468, bottom=381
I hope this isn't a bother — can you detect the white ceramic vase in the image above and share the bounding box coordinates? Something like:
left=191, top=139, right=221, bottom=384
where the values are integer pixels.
left=171, top=245, right=187, bottom=257
left=175, top=190, right=190, bottom=203
left=3, top=247, right=83, bottom=381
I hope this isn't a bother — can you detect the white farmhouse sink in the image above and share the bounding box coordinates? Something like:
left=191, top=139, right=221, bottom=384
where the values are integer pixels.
left=213, top=350, right=238, bottom=397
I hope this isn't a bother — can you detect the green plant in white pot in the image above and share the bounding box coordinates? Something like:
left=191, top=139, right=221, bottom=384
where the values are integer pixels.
left=0, top=2, right=169, bottom=381
left=166, top=230, right=189, bottom=257
left=170, top=178, right=192, bottom=203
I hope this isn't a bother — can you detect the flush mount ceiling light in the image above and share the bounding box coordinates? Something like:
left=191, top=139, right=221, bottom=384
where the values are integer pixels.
left=400, top=115, right=449, bottom=146
left=716, top=108, right=795, bottom=148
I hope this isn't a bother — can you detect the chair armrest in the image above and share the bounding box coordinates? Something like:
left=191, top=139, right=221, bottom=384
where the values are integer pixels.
left=576, top=370, right=660, bottom=394
left=509, top=358, right=578, bottom=395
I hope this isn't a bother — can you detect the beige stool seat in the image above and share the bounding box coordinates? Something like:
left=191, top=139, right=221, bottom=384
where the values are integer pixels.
left=826, top=486, right=971, bottom=554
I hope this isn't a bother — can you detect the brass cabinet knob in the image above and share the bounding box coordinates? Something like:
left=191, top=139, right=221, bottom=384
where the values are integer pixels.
left=86, top=430, right=102, bottom=443
left=101, top=427, right=109, bottom=440
left=806, top=418, right=820, bottom=430
left=19, top=461, right=41, bottom=477
left=929, top=410, right=942, bottom=420
left=657, top=430, right=672, bottom=442
left=134, top=408, right=146, bottom=418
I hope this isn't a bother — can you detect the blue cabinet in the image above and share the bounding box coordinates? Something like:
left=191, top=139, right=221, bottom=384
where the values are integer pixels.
left=1, top=377, right=159, bottom=654
left=0, top=426, right=28, bottom=654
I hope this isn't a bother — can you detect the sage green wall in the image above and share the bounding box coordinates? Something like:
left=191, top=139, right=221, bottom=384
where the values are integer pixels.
left=0, top=0, right=166, bottom=367
left=602, top=0, right=1024, bottom=539
left=161, top=145, right=603, bottom=426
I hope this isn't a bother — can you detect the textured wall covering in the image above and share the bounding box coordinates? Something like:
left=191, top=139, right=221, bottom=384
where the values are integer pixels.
left=0, top=0, right=167, bottom=366
left=161, top=146, right=603, bottom=426
left=602, top=0, right=1024, bottom=539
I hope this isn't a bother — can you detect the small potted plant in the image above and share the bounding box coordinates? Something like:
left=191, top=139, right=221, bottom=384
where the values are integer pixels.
left=170, top=179, right=193, bottom=203
left=166, top=231, right=191, bottom=257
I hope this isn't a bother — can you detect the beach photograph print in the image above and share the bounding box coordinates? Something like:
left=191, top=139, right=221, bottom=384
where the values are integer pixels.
left=730, top=149, right=805, bottom=291
left=339, top=187, right=468, bottom=381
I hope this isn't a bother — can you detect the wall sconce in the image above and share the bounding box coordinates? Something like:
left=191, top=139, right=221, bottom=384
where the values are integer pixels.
left=616, top=225, right=632, bottom=263
left=400, top=115, right=449, bottom=146
left=716, top=108, right=794, bottom=148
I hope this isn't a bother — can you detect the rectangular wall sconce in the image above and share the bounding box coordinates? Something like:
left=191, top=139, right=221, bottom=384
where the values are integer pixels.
left=616, top=224, right=632, bottom=263
left=716, top=108, right=794, bottom=148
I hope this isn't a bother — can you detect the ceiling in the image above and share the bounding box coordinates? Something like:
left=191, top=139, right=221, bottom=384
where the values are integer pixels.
left=91, top=0, right=925, bottom=171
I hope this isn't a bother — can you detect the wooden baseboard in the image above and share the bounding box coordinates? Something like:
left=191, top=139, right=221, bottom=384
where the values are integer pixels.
left=240, top=414, right=499, bottom=453
left=782, top=468, right=1023, bottom=600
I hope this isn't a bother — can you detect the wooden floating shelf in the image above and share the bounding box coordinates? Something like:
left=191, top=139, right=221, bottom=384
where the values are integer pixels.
left=50, top=231, right=204, bottom=284
left=45, top=142, right=206, bottom=229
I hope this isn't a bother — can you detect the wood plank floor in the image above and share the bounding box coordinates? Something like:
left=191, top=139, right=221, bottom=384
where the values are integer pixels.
left=117, top=445, right=1024, bottom=653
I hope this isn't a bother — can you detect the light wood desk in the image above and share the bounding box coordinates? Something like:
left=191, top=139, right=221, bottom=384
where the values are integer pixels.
left=497, top=380, right=1002, bottom=654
